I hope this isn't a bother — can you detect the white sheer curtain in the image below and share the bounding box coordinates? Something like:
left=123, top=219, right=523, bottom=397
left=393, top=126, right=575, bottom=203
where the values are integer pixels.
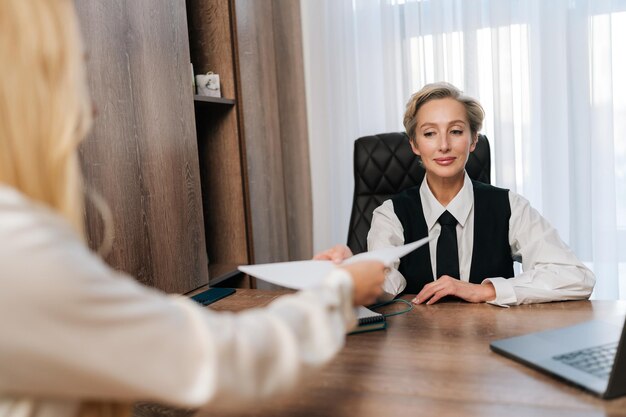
left=301, top=0, right=626, bottom=300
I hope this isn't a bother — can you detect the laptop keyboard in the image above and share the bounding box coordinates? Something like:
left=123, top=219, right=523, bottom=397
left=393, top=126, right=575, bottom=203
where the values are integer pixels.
left=553, top=342, right=618, bottom=379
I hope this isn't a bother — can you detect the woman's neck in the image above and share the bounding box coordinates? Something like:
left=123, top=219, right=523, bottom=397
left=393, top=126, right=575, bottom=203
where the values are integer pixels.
left=426, top=173, right=465, bottom=207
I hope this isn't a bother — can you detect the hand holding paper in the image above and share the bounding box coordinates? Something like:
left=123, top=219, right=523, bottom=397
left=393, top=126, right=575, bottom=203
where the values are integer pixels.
left=238, top=236, right=431, bottom=290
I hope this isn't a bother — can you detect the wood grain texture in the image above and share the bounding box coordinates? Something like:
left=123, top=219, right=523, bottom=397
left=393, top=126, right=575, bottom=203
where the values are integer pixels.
left=194, top=104, right=249, bottom=267
left=194, top=95, right=236, bottom=105
left=187, top=0, right=251, bottom=271
left=272, top=0, right=313, bottom=260
left=232, top=0, right=313, bottom=268
left=139, top=293, right=626, bottom=417
left=184, top=0, right=313, bottom=288
left=234, top=0, right=290, bottom=265
left=75, top=0, right=208, bottom=293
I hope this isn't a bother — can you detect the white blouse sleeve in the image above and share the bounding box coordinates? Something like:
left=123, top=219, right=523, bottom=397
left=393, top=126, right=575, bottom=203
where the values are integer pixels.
left=367, top=199, right=406, bottom=298
left=483, top=191, right=595, bottom=306
left=0, top=192, right=356, bottom=408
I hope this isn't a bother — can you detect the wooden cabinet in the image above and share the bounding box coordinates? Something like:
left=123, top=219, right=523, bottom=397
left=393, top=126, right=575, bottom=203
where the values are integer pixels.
left=187, top=0, right=312, bottom=288
left=186, top=0, right=253, bottom=287
left=76, top=0, right=209, bottom=294
left=75, top=0, right=311, bottom=293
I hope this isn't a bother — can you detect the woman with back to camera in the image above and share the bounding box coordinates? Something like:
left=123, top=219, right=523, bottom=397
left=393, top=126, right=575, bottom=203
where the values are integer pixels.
left=0, top=1, right=385, bottom=416
left=316, top=82, right=595, bottom=306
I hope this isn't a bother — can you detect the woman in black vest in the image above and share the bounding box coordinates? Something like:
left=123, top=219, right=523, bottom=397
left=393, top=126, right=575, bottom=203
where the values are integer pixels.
left=316, top=82, right=595, bottom=307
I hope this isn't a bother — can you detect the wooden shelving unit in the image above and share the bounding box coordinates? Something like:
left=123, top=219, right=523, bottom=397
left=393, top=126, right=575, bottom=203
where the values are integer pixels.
left=193, top=95, right=236, bottom=105
left=185, top=0, right=310, bottom=290
left=186, top=0, right=253, bottom=289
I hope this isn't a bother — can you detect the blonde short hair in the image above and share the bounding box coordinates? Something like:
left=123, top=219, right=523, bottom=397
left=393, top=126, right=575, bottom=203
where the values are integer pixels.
left=403, top=82, right=484, bottom=143
left=0, top=0, right=92, bottom=237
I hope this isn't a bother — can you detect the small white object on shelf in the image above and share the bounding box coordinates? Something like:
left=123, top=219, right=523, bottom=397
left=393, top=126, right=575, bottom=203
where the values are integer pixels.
left=196, top=72, right=221, bottom=97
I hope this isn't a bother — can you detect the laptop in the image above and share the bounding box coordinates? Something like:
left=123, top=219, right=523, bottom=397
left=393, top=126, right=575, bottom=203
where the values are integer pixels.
left=490, top=314, right=626, bottom=399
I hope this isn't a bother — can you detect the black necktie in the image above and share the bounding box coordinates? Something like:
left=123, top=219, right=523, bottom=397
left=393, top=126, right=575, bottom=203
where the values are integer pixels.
left=436, top=211, right=459, bottom=279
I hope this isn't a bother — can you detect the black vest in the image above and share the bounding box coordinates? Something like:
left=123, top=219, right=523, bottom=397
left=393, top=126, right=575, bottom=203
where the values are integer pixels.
left=391, top=180, right=514, bottom=294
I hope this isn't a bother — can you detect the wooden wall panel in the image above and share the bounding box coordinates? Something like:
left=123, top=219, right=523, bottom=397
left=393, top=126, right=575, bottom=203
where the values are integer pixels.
left=233, top=0, right=312, bottom=267
left=75, top=0, right=208, bottom=293
left=272, top=0, right=313, bottom=261
left=234, top=0, right=290, bottom=264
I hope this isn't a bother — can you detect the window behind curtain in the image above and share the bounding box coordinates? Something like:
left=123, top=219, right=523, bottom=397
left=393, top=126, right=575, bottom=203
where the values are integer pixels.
left=386, top=0, right=626, bottom=298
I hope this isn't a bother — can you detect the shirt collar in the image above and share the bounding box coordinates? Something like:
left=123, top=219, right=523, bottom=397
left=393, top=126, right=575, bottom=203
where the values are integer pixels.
left=419, top=171, right=474, bottom=231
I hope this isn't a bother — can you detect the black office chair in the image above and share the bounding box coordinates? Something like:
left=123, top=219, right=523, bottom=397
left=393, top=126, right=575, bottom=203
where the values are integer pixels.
left=346, top=132, right=491, bottom=254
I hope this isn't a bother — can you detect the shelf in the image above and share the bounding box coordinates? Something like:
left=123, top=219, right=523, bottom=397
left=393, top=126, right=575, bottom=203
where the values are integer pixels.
left=209, top=263, right=244, bottom=286
left=193, top=95, right=235, bottom=105
left=199, top=263, right=250, bottom=289
left=184, top=263, right=247, bottom=296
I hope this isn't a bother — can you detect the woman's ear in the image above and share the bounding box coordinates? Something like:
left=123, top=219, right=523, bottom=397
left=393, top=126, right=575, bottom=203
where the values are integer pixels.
left=409, top=138, right=421, bottom=156
left=469, top=133, right=478, bottom=152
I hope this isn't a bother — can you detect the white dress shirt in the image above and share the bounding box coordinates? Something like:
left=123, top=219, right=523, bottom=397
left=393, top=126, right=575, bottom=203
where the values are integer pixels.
left=368, top=173, right=595, bottom=306
left=0, top=185, right=357, bottom=417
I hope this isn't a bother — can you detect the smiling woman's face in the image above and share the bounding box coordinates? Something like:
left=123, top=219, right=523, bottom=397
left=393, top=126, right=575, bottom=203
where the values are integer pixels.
left=410, top=97, right=476, bottom=185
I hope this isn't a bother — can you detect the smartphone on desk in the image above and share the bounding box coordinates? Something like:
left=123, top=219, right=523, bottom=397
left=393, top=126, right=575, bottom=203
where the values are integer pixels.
left=191, top=288, right=236, bottom=306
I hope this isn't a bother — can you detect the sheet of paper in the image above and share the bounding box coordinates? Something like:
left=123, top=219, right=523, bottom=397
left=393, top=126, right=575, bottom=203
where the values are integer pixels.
left=238, top=236, right=432, bottom=290
left=342, top=236, right=431, bottom=266
left=356, top=306, right=382, bottom=320
left=238, top=260, right=334, bottom=290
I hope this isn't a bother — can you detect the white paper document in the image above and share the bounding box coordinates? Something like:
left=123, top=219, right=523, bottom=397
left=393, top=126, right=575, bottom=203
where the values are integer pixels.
left=356, top=306, right=383, bottom=321
left=238, top=236, right=431, bottom=290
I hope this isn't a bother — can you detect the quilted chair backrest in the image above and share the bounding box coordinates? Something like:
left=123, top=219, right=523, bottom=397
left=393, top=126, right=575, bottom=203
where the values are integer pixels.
left=346, top=132, right=491, bottom=254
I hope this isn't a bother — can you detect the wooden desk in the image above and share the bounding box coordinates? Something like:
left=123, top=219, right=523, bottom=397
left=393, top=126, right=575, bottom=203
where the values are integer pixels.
left=138, top=291, right=626, bottom=417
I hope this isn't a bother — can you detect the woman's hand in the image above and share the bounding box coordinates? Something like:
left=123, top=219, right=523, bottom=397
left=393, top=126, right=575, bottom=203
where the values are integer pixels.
left=412, top=276, right=496, bottom=305
left=313, top=244, right=353, bottom=263
left=341, top=261, right=385, bottom=306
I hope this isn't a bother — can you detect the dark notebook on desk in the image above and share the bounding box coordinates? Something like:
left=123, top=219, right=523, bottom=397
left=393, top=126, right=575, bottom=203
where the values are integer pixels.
left=349, top=306, right=386, bottom=334
left=490, top=314, right=626, bottom=399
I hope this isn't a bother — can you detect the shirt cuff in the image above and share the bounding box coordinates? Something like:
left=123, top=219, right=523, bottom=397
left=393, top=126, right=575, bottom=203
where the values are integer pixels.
left=322, top=269, right=357, bottom=331
left=482, top=277, right=517, bottom=307
left=381, top=268, right=406, bottom=298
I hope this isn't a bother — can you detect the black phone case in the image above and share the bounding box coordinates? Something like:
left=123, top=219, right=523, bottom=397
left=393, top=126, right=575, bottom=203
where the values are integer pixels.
left=191, top=288, right=236, bottom=306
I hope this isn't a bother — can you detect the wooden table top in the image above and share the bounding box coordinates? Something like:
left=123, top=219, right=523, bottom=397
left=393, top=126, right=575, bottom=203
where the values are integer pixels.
left=138, top=290, right=626, bottom=417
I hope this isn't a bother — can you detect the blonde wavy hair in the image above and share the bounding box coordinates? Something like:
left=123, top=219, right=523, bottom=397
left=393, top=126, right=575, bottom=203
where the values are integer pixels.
left=0, top=0, right=92, bottom=237
left=0, top=1, right=123, bottom=415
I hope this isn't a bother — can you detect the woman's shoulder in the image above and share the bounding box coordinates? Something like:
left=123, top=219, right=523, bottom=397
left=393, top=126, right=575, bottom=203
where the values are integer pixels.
left=468, top=180, right=536, bottom=204
left=0, top=185, right=82, bottom=276
left=0, top=184, right=31, bottom=207
left=0, top=185, right=76, bottom=238
left=471, top=180, right=509, bottom=194
left=392, top=185, right=421, bottom=201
